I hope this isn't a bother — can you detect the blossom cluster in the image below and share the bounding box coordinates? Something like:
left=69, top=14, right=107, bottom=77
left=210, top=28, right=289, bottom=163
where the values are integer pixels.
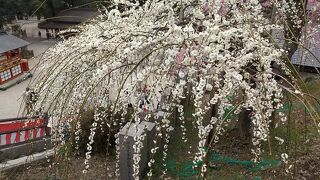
left=32, top=0, right=295, bottom=178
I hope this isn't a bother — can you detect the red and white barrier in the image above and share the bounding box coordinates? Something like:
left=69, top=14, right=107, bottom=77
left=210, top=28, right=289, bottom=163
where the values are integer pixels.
left=0, top=127, right=46, bottom=146
left=0, top=116, right=49, bottom=147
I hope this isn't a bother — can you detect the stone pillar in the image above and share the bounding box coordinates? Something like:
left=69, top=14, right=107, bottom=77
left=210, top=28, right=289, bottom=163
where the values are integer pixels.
left=140, top=121, right=156, bottom=161
left=119, top=121, right=155, bottom=180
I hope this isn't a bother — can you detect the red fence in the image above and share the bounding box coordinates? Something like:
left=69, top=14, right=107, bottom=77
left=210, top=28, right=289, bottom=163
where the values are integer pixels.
left=0, top=115, right=50, bottom=147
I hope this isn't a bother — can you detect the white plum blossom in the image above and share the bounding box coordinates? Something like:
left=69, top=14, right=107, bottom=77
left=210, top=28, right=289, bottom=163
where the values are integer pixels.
left=30, top=0, right=299, bottom=178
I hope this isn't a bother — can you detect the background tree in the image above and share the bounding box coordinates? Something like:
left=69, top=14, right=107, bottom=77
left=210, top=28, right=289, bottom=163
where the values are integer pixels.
left=0, top=0, right=17, bottom=29
left=0, top=0, right=103, bottom=28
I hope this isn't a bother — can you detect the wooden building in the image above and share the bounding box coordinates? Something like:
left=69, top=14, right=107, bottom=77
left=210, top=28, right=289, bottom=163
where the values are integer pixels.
left=38, top=8, right=98, bottom=38
left=0, top=31, right=30, bottom=84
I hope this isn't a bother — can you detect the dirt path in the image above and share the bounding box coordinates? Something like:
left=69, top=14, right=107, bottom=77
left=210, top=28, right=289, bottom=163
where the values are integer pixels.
left=1, top=156, right=116, bottom=179
left=295, top=137, right=320, bottom=179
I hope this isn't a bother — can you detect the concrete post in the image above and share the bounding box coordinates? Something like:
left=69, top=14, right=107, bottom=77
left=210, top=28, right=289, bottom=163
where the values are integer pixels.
left=119, top=121, right=155, bottom=180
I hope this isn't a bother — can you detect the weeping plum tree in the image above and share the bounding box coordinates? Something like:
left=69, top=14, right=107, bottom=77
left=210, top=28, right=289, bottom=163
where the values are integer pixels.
left=29, top=0, right=319, bottom=178
left=236, top=0, right=308, bottom=139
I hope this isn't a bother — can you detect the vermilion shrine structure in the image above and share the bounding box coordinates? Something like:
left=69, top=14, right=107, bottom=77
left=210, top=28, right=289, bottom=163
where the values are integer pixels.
left=0, top=31, right=30, bottom=85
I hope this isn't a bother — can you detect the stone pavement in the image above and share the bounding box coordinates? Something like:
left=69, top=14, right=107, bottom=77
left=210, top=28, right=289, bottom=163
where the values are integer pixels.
left=15, top=17, right=48, bottom=39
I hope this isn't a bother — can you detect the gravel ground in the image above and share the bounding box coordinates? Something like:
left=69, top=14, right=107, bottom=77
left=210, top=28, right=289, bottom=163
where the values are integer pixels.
left=1, top=155, right=116, bottom=180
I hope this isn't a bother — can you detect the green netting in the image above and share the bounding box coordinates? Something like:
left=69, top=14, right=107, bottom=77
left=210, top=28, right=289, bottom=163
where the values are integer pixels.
left=223, top=106, right=235, bottom=119
left=226, top=95, right=234, bottom=101
left=224, top=94, right=320, bottom=114
left=166, top=152, right=281, bottom=178
left=276, top=103, right=292, bottom=112
left=223, top=101, right=320, bottom=114
left=222, top=102, right=320, bottom=119
left=275, top=102, right=320, bottom=113
left=165, top=101, right=316, bottom=178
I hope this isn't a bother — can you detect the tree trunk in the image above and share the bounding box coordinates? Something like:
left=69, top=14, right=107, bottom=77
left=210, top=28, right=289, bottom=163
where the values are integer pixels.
left=238, top=109, right=252, bottom=140
left=206, top=103, right=218, bottom=146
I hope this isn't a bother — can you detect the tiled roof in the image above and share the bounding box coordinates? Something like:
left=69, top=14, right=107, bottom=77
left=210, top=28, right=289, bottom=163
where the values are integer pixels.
left=291, top=30, right=320, bottom=68
left=273, top=28, right=320, bottom=68
left=38, top=8, right=98, bottom=29
left=0, top=33, right=30, bottom=54
left=53, top=8, right=98, bottom=23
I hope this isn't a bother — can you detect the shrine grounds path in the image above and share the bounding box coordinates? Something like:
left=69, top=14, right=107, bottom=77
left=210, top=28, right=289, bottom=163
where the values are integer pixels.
left=0, top=38, right=56, bottom=119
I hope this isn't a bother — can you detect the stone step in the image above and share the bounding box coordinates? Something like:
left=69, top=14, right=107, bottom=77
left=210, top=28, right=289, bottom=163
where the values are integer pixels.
left=0, top=137, right=52, bottom=162
left=0, top=149, right=54, bottom=171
